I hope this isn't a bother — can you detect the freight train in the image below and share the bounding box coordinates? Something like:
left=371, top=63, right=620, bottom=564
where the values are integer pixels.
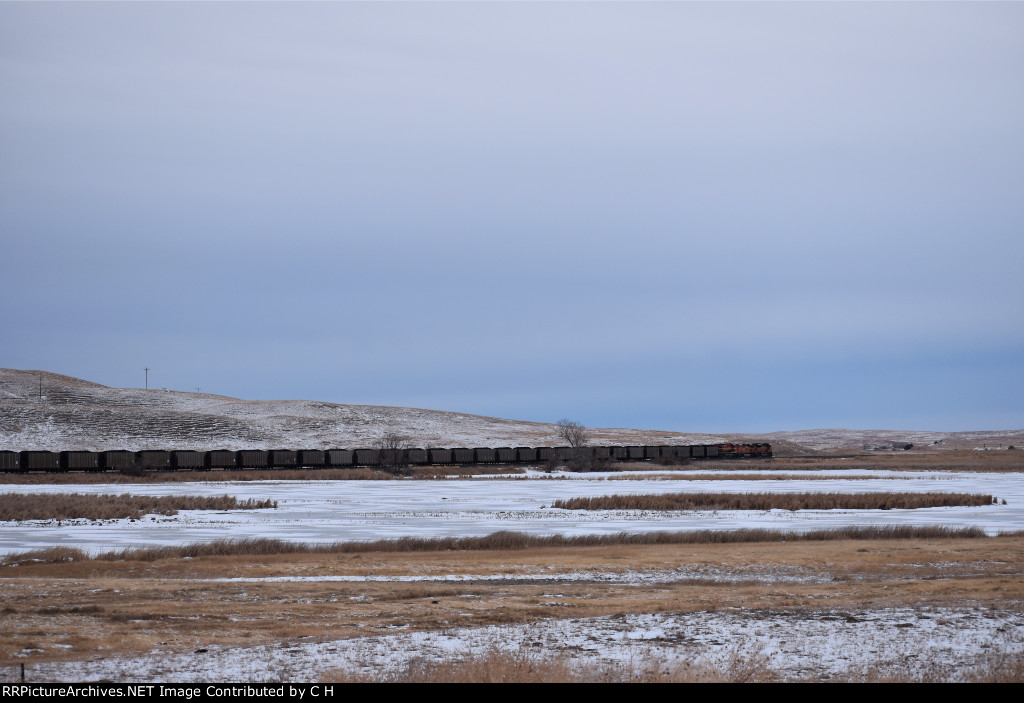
left=0, top=444, right=771, bottom=473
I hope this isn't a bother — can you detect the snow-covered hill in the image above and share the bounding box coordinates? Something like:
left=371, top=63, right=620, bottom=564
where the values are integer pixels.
left=2, top=369, right=1020, bottom=452
left=0, top=369, right=727, bottom=451
left=752, top=427, right=1024, bottom=453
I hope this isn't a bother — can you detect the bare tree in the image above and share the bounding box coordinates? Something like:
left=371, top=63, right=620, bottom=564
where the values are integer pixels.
left=555, top=419, right=602, bottom=472
left=556, top=418, right=590, bottom=448
left=376, top=428, right=409, bottom=472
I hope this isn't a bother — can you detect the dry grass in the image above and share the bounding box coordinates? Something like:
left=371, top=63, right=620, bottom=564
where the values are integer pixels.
left=814, top=648, right=1024, bottom=683
left=0, top=526, right=992, bottom=566
left=1, top=534, right=1020, bottom=674
left=1, top=545, right=89, bottom=565
left=400, top=465, right=526, bottom=478
left=324, top=645, right=1023, bottom=683
left=552, top=491, right=996, bottom=512
left=0, top=493, right=276, bottom=521
left=325, top=646, right=779, bottom=683
left=330, top=647, right=580, bottom=683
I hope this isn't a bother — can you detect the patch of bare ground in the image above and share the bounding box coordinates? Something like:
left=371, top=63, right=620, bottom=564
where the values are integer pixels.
left=552, top=491, right=996, bottom=511
left=0, top=493, right=277, bottom=521
left=1, top=533, right=1021, bottom=675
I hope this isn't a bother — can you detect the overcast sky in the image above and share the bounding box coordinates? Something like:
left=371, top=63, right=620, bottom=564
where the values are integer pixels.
left=1, top=2, right=1022, bottom=433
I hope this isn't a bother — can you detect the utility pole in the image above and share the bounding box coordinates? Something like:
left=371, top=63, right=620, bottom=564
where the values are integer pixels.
left=145, top=367, right=149, bottom=390
left=38, top=375, right=42, bottom=400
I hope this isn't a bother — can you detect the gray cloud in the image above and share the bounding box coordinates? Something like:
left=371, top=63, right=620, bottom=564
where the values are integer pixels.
left=2, top=2, right=1021, bottom=432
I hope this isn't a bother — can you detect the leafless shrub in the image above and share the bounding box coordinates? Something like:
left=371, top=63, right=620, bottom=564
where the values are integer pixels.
left=0, top=492, right=277, bottom=522
left=555, top=419, right=601, bottom=472
left=556, top=418, right=590, bottom=448
left=552, top=491, right=996, bottom=512
left=377, top=429, right=409, bottom=472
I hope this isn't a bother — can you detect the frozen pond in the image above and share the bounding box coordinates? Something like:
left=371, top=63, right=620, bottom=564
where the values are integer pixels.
left=1, top=469, right=1021, bottom=556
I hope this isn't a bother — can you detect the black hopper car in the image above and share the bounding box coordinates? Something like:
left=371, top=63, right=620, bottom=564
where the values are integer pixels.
left=0, top=444, right=771, bottom=473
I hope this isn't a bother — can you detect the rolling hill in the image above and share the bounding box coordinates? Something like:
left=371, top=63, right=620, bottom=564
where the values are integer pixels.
left=1, top=368, right=1019, bottom=454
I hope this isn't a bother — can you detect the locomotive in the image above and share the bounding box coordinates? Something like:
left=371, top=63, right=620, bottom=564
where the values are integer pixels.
left=0, top=443, right=771, bottom=473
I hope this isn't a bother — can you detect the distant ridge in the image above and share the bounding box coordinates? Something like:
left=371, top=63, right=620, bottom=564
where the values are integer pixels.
left=2, top=369, right=1020, bottom=454
left=0, top=368, right=726, bottom=452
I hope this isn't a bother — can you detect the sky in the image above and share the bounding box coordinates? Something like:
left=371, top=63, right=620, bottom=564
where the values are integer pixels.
left=1, top=2, right=1022, bottom=433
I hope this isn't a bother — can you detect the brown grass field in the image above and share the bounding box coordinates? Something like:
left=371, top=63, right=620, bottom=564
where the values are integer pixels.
left=0, top=450, right=1021, bottom=682
left=0, top=529, right=1021, bottom=682
left=552, top=491, right=996, bottom=511
left=0, top=525, right=989, bottom=565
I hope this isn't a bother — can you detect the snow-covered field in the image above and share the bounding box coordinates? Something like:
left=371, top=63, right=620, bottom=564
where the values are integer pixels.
left=3, top=469, right=1022, bottom=682
left=2, top=469, right=1021, bottom=557
left=14, top=606, right=1023, bottom=683
left=3, top=368, right=1022, bottom=682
